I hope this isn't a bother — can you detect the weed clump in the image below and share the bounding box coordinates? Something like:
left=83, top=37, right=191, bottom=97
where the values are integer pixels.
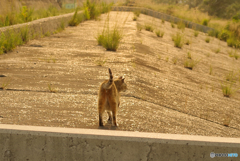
left=221, top=82, right=234, bottom=97
left=185, top=39, right=191, bottom=45
left=202, top=19, right=210, bottom=26
left=155, top=30, right=164, bottom=37
left=133, top=10, right=140, bottom=17
left=145, top=24, right=154, bottom=32
left=205, top=37, right=210, bottom=43
left=219, top=30, right=231, bottom=41
left=133, top=16, right=137, bottom=21
left=97, top=14, right=124, bottom=51
left=184, top=58, right=200, bottom=70
left=194, top=30, right=199, bottom=37
left=69, top=8, right=84, bottom=26
left=177, top=22, right=185, bottom=31
left=208, top=30, right=219, bottom=38
left=228, top=50, right=239, bottom=59
left=172, top=32, right=183, bottom=48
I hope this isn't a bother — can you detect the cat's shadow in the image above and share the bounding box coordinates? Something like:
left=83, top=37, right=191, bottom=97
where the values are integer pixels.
left=98, top=122, right=118, bottom=130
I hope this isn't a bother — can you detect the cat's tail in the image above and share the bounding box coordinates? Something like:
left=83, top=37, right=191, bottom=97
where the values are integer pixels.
left=102, top=68, right=113, bottom=89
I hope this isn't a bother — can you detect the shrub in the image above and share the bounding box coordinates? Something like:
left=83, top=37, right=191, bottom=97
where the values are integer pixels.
left=219, top=30, right=231, bottom=41
left=227, top=37, right=240, bottom=48
left=171, top=23, right=175, bottom=28
left=84, top=7, right=90, bottom=20
left=162, top=19, right=165, bottom=24
left=208, top=29, right=219, bottom=38
left=69, top=8, right=81, bottom=26
left=172, top=32, right=183, bottom=48
left=100, top=2, right=112, bottom=14
left=20, top=6, right=33, bottom=22
left=202, top=19, right=210, bottom=26
left=20, top=26, right=29, bottom=44
left=84, top=0, right=100, bottom=20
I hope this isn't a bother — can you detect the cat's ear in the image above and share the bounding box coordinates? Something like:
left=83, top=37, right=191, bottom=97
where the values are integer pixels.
left=122, top=78, right=125, bottom=83
left=118, top=76, right=122, bottom=79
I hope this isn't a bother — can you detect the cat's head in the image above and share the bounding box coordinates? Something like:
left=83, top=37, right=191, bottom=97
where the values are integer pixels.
left=115, top=76, right=127, bottom=92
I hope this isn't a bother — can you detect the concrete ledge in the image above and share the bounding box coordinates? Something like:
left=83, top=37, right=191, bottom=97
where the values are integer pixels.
left=0, top=11, right=83, bottom=38
left=0, top=124, right=239, bottom=161
left=112, top=6, right=215, bottom=33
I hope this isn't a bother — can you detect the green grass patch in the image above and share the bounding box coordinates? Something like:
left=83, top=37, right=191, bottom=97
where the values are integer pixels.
left=208, top=29, right=219, bottom=38
left=205, top=37, right=210, bottom=43
left=185, top=39, right=191, bottom=45
left=145, top=24, right=154, bottom=32
left=172, top=57, right=178, bottom=64
left=133, top=16, right=137, bottom=21
left=155, top=30, right=164, bottom=37
left=214, top=48, right=221, bottom=53
left=172, top=32, right=184, bottom=48
left=228, top=50, right=240, bottom=60
left=227, top=37, right=240, bottom=48
left=219, top=30, right=231, bottom=41
left=96, top=14, right=124, bottom=51
left=202, top=19, right=210, bottom=26
left=133, top=10, right=140, bottom=17
left=184, top=58, right=200, bottom=70
left=187, top=52, right=192, bottom=59
left=194, top=30, right=199, bottom=37
left=209, top=65, right=213, bottom=75
left=221, top=82, right=234, bottom=97
left=177, top=22, right=185, bottom=31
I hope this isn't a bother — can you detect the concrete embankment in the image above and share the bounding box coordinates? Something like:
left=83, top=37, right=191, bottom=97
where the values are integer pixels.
left=0, top=124, right=239, bottom=161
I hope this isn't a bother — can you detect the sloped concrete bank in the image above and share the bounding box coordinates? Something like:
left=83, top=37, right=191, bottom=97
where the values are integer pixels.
left=0, top=11, right=83, bottom=39
left=0, top=124, right=239, bottom=161
left=112, top=6, right=215, bottom=33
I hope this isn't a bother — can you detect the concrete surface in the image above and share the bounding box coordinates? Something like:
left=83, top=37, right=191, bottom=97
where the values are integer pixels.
left=0, top=124, right=239, bottom=161
left=0, top=11, right=84, bottom=39
left=112, top=6, right=215, bottom=33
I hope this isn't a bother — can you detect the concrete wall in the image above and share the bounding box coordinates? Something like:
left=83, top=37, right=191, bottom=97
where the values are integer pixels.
left=112, top=6, right=215, bottom=33
left=0, top=124, right=240, bottom=161
left=0, top=11, right=84, bottom=40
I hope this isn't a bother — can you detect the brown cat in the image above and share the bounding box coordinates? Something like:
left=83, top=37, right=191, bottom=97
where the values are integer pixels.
left=98, top=68, right=127, bottom=127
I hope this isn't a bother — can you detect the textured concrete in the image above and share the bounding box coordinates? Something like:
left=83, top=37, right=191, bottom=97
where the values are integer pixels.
left=112, top=6, right=215, bottom=33
left=0, top=124, right=240, bottom=161
left=0, top=11, right=83, bottom=39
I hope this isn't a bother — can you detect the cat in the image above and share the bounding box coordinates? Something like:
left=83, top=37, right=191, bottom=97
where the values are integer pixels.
left=98, top=68, right=127, bottom=127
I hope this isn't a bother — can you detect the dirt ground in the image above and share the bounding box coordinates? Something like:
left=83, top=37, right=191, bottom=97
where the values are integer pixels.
left=1, top=12, right=240, bottom=138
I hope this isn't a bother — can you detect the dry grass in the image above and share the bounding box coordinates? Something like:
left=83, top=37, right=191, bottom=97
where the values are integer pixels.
left=48, top=84, right=57, bottom=93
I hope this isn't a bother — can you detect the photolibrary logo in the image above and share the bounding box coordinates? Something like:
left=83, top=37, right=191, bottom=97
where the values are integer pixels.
left=210, top=152, right=238, bottom=158
left=210, top=152, right=215, bottom=158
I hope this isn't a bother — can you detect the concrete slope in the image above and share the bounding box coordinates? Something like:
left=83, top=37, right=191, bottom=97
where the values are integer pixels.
left=0, top=11, right=240, bottom=138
